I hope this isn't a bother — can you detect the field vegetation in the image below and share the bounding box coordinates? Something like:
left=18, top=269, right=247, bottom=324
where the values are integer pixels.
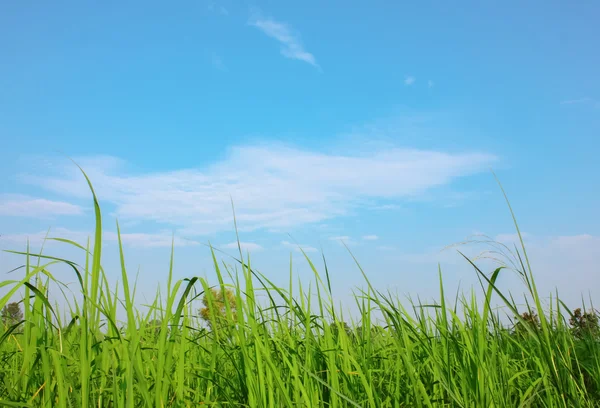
left=1, top=168, right=599, bottom=407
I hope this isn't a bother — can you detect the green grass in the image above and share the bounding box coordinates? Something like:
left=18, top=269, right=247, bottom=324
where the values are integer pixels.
left=1, top=167, right=599, bottom=407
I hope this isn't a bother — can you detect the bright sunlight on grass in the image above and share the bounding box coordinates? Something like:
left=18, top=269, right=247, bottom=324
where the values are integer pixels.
left=1, top=166, right=599, bottom=407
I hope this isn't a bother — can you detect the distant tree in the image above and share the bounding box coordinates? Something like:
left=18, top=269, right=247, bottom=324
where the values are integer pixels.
left=1, top=302, right=24, bottom=330
left=513, top=310, right=540, bottom=337
left=146, top=319, right=163, bottom=337
left=329, top=321, right=352, bottom=339
left=199, top=288, right=238, bottom=332
left=569, top=308, right=599, bottom=339
left=356, top=324, right=385, bottom=340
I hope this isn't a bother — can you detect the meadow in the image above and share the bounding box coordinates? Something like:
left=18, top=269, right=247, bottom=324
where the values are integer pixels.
left=1, top=168, right=599, bottom=407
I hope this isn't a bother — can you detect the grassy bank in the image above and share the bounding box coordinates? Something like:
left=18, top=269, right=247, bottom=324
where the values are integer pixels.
left=1, top=168, right=599, bottom=407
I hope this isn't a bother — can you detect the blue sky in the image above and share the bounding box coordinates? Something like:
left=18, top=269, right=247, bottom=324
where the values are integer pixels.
left=1, top=1, right=599, bottom=314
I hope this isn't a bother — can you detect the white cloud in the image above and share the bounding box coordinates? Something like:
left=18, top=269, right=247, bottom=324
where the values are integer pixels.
left=329, top=235, right=359, bottom=247
left=281, top=240, right=318, bottom=253
left=330, top=235, right=350, bottom=241
left=0, top=228, right=198, bottom=248
left=19, top=144, right=495, bottom=236
left=371, top=204, right=401, bottom=211
left=0, top=228, right=91, bottom=247
left=494, top=232, right=530, bottom=245
left=385, top=233, right=600, bottom=308
left=404, top=76, right=415, bottom=86
left=362, top=235, right=379, bottom=241
left=377, top=245, right=395, bottom=251
left=0, top=194, right=83, bottom=217
left=496, top=233, right=600, bottom=307
left=221, top=241, right=264, bottom=252
left=105, top=231, right=199, bottom=248
left=329, top=235, right=352, bottom=244
left=249, top=13, right=318, bottom=67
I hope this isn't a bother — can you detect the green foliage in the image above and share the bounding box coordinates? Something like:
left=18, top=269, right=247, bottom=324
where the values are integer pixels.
left=570, top=308, right=600, bottom=339
left=1, top=302, right=23, bottom=329
left=199, top=287, right=238, bottom=332
left=329, top=320, right=352, bottom=339
left=513, top=310, right=541, bottom=337
left=1, top=170, right=599, bottom=407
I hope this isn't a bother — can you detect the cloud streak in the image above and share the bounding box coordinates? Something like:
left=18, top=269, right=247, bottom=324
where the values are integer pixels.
left=0, top=194, right=83, bottom=217
left=371, top=204, right=401, bottom=211
left=19, top=144, right=495, bottom=236
left=109, top=231, right=199, bottom=248
left=329, top=235, right=356, bottom=246
left=0, top=228, right=199, bottom=248
left=486, top=233, right=600, bottom=307
left=221, top=241, right=264, bottom=252
left=281, top=240, right=318, bottom=253
left=249, top=13, right=318, bottom=68
left=560, top=97, right=599, bottom=108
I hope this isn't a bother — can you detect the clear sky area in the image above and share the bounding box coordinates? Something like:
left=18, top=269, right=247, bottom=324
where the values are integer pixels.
left=1, top=1, right=599, bottom=316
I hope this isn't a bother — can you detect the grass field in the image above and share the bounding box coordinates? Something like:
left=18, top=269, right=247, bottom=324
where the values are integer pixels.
left=1, top=168, right=599, bottom=407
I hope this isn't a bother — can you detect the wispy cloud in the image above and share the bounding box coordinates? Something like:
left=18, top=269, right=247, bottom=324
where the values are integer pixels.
left=330, top=235, right=351, bottom=242
left=0, top=194, right=83, bottom=217
left=494, top=232, right=531, bottom=245
left=249, top=12, right=318, bottom=68
left=484, top=233, right=600, bottom=306
left=404, top=76, right=415, bottom=86
left=560, top=97, right=592, bottom=105
left=211, top=54, right=226, bottom=71
left=362, top=235, right=379, bottom=241
left=560, top=97, right=599, bottom=108
left=0, top=228, right=90, bottom=247
left=329, top=235, right=357, bottom=246
left=371, top=204, right=401, bottom=211
left=207, top=2, right=228, bottom=15
left=370, top=232, right=600, bottom=308
left=221, top=241, right=264, bottom=252
left=0, top=228, right=199, bottom=248
left=19, top=144, right=495, bottom=236
left=281, top=240, right=318, bottom=253
left=107, top=231, right=199, bottom=248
